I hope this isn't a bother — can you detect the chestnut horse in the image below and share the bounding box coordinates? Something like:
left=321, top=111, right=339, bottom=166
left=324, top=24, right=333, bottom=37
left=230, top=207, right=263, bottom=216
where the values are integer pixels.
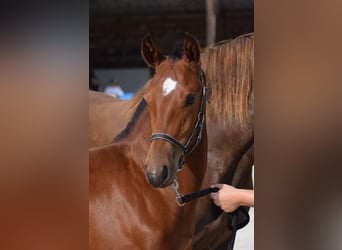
left=89, top=33, right=254, bottom=249
left=90, top=33, right=208, bottom=249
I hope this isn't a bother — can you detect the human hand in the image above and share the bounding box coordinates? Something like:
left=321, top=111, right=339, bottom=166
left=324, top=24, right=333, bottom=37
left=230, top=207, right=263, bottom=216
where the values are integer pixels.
left=210, top=184, right=254, bottom=213
left=210, top=184, right=240, bottom=213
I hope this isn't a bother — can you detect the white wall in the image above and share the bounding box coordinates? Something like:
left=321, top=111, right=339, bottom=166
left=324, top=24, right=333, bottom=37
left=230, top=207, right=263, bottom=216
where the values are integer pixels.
left=94, top=67, right=151, bottom=93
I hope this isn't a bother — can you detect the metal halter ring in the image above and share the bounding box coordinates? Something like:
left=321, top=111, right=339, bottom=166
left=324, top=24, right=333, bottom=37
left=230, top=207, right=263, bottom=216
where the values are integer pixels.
left=171, top=177, right=185, bottom=207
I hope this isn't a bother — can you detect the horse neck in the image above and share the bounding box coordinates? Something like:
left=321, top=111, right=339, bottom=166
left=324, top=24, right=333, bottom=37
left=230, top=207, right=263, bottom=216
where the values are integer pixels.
left=203, top=113, right=253, bottom=189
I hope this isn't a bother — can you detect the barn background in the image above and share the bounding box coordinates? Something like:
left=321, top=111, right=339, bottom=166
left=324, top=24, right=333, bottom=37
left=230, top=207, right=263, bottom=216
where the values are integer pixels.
left=90, top=0, right=254, bottom=94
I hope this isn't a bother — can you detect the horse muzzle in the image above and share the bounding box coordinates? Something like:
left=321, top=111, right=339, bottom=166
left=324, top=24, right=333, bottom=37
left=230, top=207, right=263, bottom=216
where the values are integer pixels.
left=144, top=159, right=178, bottom=188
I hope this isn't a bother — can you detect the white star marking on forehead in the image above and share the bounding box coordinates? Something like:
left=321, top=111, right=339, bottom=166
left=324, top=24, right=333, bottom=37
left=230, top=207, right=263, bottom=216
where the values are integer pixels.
left=162, top=77, right=178, bottom=96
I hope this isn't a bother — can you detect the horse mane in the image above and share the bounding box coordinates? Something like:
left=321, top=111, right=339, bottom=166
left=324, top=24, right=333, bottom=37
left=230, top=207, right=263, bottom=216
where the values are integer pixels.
left=111, top=79, right=151, bottom=142
left=113, top=98, right=147, bottom=142
left=201, top=33, right=254, bottom=128
left=169, top=46, right=183, bottom=61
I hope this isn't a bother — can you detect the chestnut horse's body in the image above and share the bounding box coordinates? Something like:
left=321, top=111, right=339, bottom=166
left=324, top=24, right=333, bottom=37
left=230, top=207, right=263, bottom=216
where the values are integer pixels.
left=89, top=34, right=208, bottom=249
left=89, top=33, right=254, bottom=249
left=89, top=108, right=206, bottom=249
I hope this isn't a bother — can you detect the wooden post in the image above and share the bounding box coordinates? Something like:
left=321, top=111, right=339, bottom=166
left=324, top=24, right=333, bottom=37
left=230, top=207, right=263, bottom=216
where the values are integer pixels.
left=206, top=0, right=217, bottom=47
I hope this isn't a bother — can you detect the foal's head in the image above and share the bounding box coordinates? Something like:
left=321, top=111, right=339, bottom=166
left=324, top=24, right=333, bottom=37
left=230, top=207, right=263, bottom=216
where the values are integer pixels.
left=141, top=33, right=206, bottom=188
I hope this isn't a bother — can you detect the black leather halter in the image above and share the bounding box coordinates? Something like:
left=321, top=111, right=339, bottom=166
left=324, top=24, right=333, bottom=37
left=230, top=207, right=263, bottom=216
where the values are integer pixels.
left=150, top=70, right=207, bottom=171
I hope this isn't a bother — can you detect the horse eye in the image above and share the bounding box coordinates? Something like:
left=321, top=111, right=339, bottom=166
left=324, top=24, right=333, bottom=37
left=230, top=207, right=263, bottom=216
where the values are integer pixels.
left=185, top=94, right=196, bottom=107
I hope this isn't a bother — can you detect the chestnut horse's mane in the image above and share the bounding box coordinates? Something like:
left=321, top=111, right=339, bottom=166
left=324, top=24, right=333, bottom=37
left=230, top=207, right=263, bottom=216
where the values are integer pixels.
left=113, top=98, right=147, bottom=142
left=201, top=33, right=254, bottom=128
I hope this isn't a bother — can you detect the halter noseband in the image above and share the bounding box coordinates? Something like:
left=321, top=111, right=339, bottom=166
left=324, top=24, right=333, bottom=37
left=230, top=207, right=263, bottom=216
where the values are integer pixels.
left=149, top=70, right=207, bottom=171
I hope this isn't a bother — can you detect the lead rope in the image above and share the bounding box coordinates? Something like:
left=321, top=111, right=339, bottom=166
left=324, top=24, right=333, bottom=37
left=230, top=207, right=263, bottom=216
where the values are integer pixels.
left=171, top=181, right=250, bottom=250
left=226, top=207, right=250, bottom=250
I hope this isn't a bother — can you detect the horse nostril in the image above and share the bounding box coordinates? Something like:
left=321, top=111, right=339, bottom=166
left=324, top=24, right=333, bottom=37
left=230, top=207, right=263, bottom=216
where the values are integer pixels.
left=162, top=165, right=168, bottom=180
left=144, top=164, right=147, bottom=169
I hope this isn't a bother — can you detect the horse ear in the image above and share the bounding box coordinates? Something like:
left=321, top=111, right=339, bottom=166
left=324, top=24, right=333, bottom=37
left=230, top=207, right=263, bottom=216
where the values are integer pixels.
left=141, top=34, right=165, bottom=68
left=183, top=33, right=201, bottom=64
